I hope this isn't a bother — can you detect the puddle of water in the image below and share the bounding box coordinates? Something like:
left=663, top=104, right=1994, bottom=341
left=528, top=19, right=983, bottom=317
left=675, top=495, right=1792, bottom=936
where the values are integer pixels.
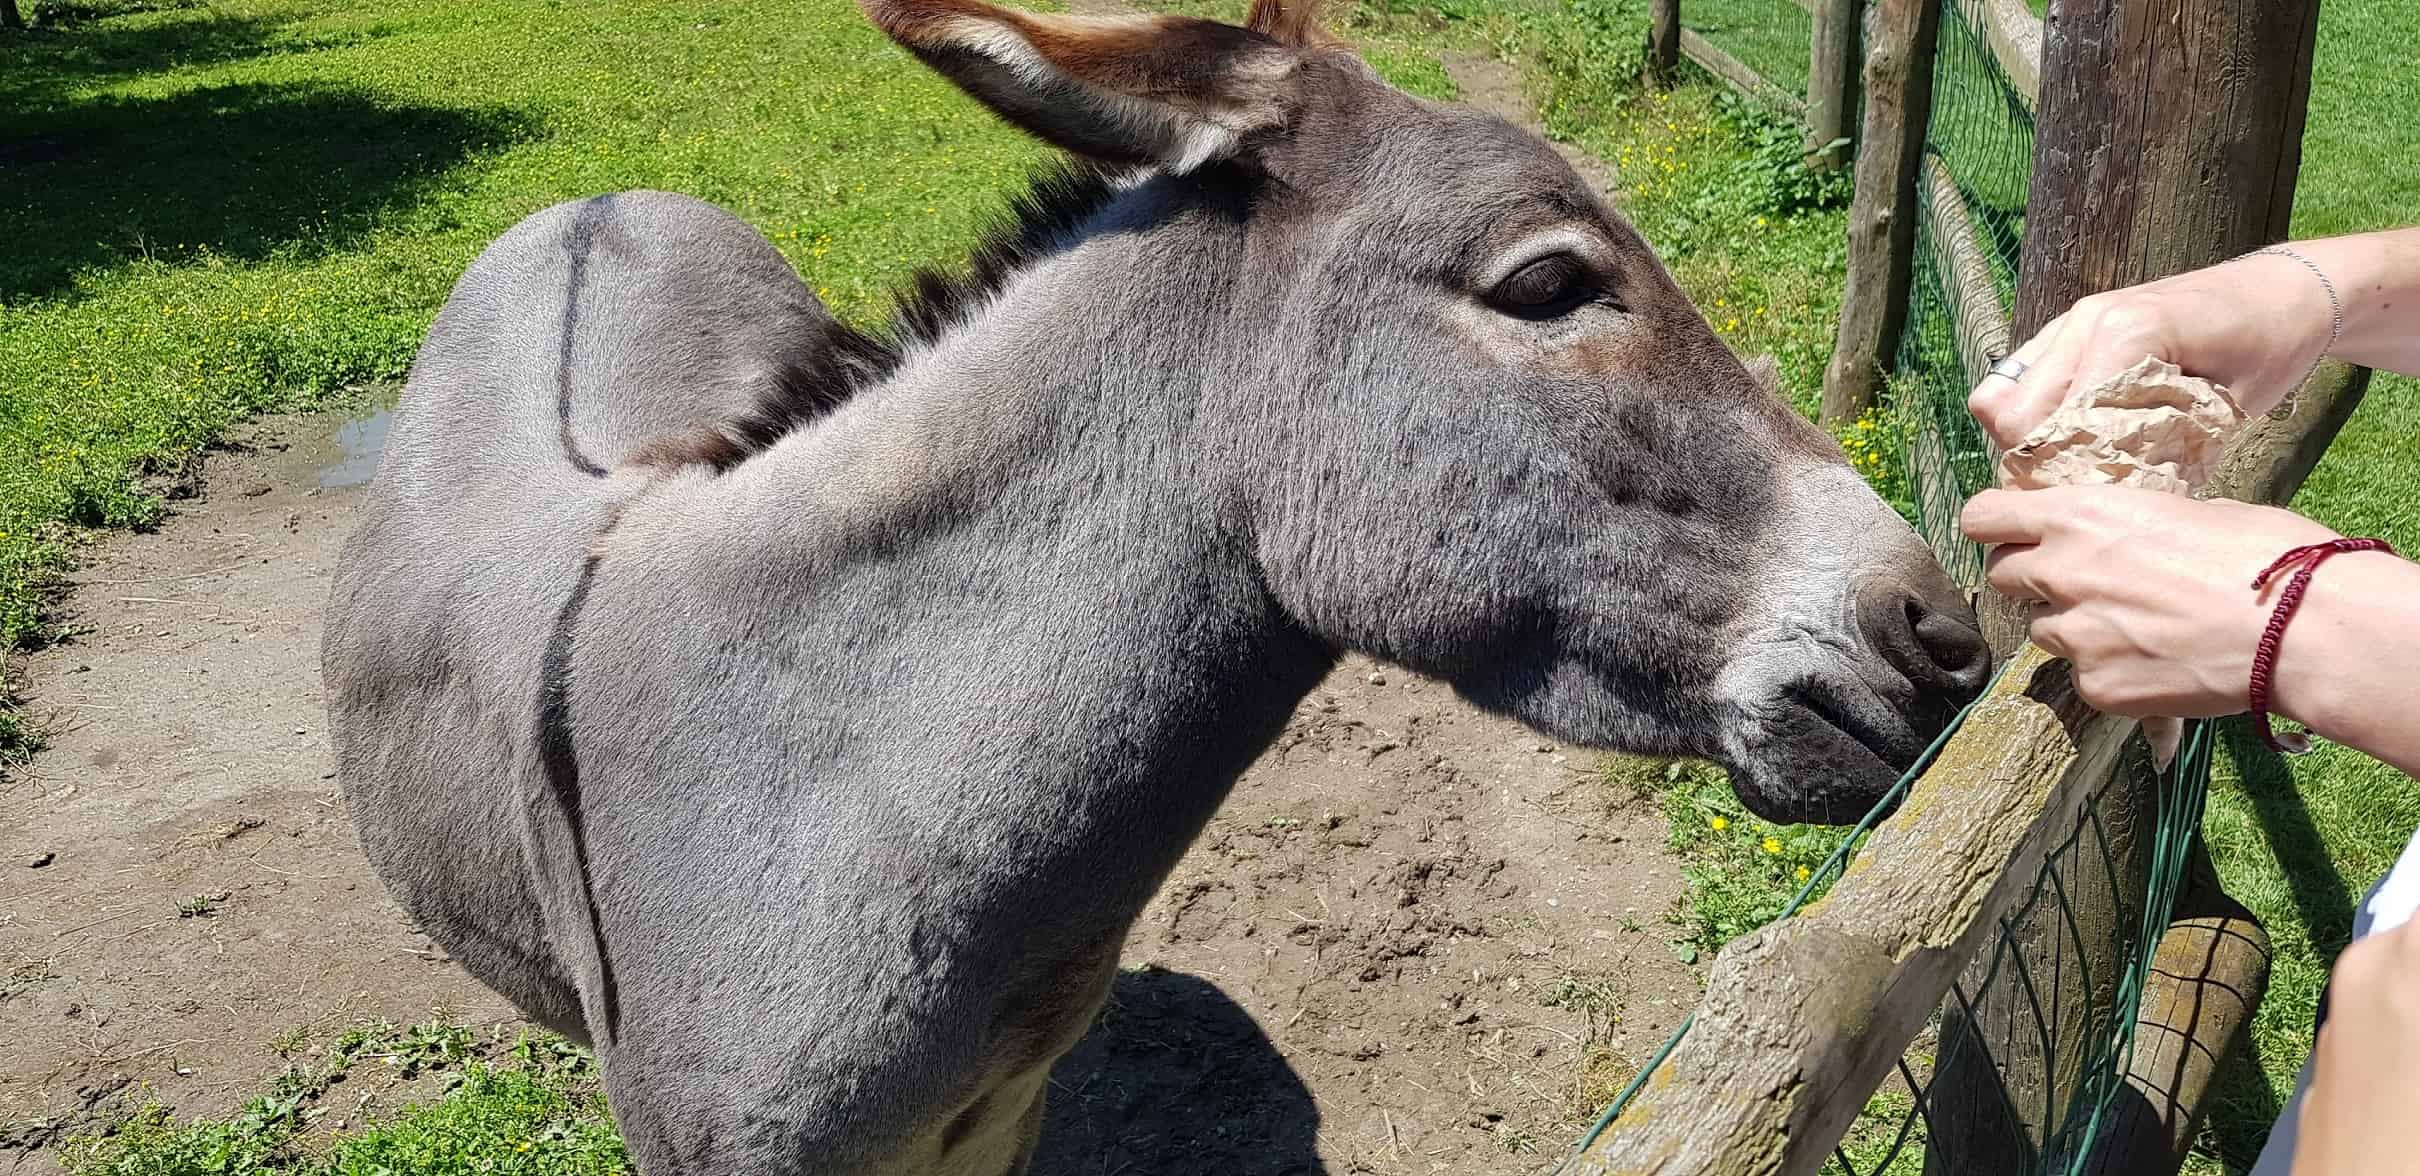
left=318, top=390, right=400, bottom=489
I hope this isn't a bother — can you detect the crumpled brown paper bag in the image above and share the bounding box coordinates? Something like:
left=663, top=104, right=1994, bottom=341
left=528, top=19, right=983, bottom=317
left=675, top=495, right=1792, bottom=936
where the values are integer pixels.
left=1993, top=356, right=2249, bottom=767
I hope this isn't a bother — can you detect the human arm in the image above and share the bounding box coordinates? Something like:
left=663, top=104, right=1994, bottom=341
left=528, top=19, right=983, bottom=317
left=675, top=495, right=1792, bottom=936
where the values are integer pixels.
left=1961, top=485, right=2420, bottom=777
left=2290, top=917, right=2420, bottom=1176
left=1969, top=226, right=2420, bottom=447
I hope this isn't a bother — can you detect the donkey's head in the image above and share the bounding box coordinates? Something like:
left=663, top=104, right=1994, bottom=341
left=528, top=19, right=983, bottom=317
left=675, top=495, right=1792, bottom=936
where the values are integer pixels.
left=861, top=0, right=1988, bottom=822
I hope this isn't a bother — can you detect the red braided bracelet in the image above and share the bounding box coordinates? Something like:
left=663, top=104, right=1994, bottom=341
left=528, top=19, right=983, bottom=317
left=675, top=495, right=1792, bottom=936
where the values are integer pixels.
left=2248, top=537, right=2398, bottom=753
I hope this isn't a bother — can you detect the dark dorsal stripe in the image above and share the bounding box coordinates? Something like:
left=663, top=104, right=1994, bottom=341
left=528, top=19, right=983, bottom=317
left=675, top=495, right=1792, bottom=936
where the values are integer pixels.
left=556, top=194, right=615, bottom=478
left=534, top=554, right=622, bottom=1039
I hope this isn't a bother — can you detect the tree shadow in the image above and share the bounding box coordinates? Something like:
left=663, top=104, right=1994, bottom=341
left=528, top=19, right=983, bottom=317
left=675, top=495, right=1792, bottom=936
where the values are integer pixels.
left=2197, top=1028, right=2287, bottom=1174
left=0, top=80, right=534, bottom=301
left=2220, top=720, right=2356, bottom=955
left=2, top=9, right=288, bottom=111
left=1038, top=966, right=1324, bottom=1176
left=3, top=7, right=536, bottom=303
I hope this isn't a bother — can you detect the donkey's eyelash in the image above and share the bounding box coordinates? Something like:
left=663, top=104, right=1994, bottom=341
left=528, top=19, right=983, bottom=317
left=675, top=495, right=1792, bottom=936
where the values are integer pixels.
left=1483, top=252, right=1619, bottom=320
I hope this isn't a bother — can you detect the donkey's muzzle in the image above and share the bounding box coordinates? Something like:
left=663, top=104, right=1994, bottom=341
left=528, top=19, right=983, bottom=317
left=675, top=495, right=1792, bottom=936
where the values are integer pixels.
left=1855, top=577, right=1989, bottom=710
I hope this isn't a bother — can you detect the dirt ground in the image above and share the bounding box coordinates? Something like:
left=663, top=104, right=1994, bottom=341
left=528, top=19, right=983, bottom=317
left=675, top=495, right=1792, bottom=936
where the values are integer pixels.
left=0, top=393, right=1698, bottom=1176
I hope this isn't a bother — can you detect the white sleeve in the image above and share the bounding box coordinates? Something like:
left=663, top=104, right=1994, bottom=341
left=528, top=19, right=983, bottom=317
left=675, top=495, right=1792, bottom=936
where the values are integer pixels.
left=2362, top=826, right=2420, bottom=937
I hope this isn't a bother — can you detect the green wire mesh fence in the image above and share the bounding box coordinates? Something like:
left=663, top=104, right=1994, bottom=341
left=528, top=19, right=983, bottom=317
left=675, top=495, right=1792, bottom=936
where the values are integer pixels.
left=1561, top=2, right=2226, bottom=1170
left=1684, top=0, right=1816, bottom=95
left=1894, top=0, right=2034, bottom=588
left=1559, top=705, right=2214, bottom=1175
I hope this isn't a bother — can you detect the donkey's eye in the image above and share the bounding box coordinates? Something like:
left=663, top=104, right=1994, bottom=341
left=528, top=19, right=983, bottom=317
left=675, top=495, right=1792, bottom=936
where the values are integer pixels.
left=1488, top=253, right=1597, bottom=319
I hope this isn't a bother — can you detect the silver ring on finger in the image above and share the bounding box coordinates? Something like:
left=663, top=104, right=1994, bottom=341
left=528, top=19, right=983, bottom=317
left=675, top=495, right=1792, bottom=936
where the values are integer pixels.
left=1988, top=355, right=2029, bottom=383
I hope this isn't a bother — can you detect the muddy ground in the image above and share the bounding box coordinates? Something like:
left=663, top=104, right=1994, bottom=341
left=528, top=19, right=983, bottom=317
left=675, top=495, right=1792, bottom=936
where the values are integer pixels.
left=0, top=397, right=1698, bottom=1176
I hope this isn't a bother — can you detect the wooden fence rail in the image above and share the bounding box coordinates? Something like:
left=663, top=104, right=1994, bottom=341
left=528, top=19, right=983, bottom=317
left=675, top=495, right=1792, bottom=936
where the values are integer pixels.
left=1822, top=0, right=2043, bottom=425
left=1567, top=644, right=2134, bottom=1175
left=1821, top=0, right=1940, bottom=424
left=1980, top=0, right=2041, bottom=107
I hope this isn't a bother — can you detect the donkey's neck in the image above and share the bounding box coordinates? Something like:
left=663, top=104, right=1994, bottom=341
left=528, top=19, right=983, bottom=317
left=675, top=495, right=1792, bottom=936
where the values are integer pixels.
left=736, top=178, right=1260, bottom=570
left=620, top=180, right=1331, bottom=882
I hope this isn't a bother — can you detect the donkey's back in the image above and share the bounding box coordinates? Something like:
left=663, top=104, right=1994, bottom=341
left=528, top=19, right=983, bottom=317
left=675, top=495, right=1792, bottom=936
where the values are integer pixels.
left=322, top=190, right=843, bottom=1039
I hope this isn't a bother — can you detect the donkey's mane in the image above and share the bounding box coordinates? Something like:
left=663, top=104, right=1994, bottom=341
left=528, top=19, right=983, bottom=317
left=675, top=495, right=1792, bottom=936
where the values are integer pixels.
left=627, top=161, right=1124, bottom=473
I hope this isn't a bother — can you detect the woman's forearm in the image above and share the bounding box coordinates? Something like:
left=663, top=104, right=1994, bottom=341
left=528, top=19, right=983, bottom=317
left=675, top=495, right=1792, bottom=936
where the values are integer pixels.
left=2273, top=227, right=2420, bottom=378
left=2273, top=550, right=2420, bottom=774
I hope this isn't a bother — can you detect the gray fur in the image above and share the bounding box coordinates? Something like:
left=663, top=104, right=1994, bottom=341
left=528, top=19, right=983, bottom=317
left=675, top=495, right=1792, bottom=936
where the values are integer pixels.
left=324, top=22, right=1984, bottom=1176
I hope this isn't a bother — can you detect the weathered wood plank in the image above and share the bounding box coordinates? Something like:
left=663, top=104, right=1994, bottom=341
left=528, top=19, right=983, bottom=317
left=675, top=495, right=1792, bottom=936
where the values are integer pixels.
left=1567, top=645, right=2135, bottom=1176
left=2071, top=836, right=2269, bottom=1174
left=1907, top=417, right=1980, bottom=590
left=1979, top=0, right=2041, bottom=108
left=1919, top=152, right=2013, bottom=388
left=1821, top=0, right=1943, bottom=424
left=1679, top=27, right=1809, bottom=119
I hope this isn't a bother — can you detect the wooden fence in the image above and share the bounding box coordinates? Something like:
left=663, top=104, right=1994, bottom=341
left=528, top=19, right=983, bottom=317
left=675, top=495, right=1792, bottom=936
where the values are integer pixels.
left=1575, top=1, right=2360, bottom=1171
left=1640, top=0, right=2045, bottom=430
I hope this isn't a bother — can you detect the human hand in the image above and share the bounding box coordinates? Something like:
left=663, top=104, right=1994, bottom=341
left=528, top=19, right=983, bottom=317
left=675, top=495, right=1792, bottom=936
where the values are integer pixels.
left=1960, top=485, right=2346, bottom=718
left=1966, top=251, right=2336, bottom=450
left=2292, top=918, right=2420, bottom=1176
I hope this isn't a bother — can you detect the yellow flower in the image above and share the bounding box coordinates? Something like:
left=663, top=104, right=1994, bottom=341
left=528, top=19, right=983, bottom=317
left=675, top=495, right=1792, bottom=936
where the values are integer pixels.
left=1795, top=865, right=1813, bottom=882
left=1762, top=837, right=1782, bottom=855
left=1709, top=815, right=1729, bottom=832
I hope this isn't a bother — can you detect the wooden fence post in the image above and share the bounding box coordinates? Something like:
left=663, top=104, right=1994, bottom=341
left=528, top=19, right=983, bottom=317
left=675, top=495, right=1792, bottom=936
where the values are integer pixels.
left=1930, top=1, right=2334, bottom=1171
left=1805, top=0, right=1860, bottom=170
left=1648, top=0, right=1681, bottom=85
left=1819, top=0, right=1940, bottom=425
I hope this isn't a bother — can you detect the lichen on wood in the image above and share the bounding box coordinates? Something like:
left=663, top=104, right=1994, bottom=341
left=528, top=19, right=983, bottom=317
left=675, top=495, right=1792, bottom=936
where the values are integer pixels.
left=1570, top=646, right=2135, bottom=1175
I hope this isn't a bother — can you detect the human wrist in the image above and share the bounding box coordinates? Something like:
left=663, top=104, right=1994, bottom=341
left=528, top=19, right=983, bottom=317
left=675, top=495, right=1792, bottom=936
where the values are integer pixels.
left=2266, top=550, right=2420, bottom=749
left=2225, top=248, right=2340, bottom=412
left=2276, top=228, right=2420, bottom=379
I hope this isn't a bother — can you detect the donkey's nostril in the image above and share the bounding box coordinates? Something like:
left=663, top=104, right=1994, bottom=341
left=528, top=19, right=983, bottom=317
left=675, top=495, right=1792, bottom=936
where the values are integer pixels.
left=1915, top=609, right=1989, bottom=684
left=1858, top=583, right=1990, bottom=701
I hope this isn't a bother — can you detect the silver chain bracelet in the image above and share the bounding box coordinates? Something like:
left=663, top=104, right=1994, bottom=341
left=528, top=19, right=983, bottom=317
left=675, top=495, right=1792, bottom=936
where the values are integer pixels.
left=2249, top=244, right=2344, bottom=399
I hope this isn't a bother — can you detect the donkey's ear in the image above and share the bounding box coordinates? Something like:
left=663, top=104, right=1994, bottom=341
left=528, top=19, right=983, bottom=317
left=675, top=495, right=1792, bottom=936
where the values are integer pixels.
left=860, top=0, right=1311, bottom=172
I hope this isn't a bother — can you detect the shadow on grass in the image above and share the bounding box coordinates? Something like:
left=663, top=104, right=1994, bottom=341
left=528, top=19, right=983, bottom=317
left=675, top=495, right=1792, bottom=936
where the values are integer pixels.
left=0, top=8, right=286, bottom=110
left=2221, top=720, right=2357, bottom=954
left=0, top=80, right=535, bottom=301
left=2201, top=1026, right=2288, bottom=1174
left=1038, top=966, right=1323, bottom=1176
left=2, top=6, right=539, bottom=303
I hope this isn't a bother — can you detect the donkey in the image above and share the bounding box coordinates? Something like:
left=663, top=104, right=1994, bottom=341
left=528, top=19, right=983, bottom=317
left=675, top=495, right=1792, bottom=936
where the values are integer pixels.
left=322, top=0, right=1989, bottom=1170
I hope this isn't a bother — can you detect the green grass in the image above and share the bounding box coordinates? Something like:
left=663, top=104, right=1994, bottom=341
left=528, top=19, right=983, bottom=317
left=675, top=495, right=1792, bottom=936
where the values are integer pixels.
left=0, top=0, right=1066, bottom=654
left=1607, top=755, right=1841, bottom=954
left=0, top=0, right=1075, bottom=766
left=1683, top=0, right=1809, bottom=96
left=62, top=1022, right=629, bottom=1175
